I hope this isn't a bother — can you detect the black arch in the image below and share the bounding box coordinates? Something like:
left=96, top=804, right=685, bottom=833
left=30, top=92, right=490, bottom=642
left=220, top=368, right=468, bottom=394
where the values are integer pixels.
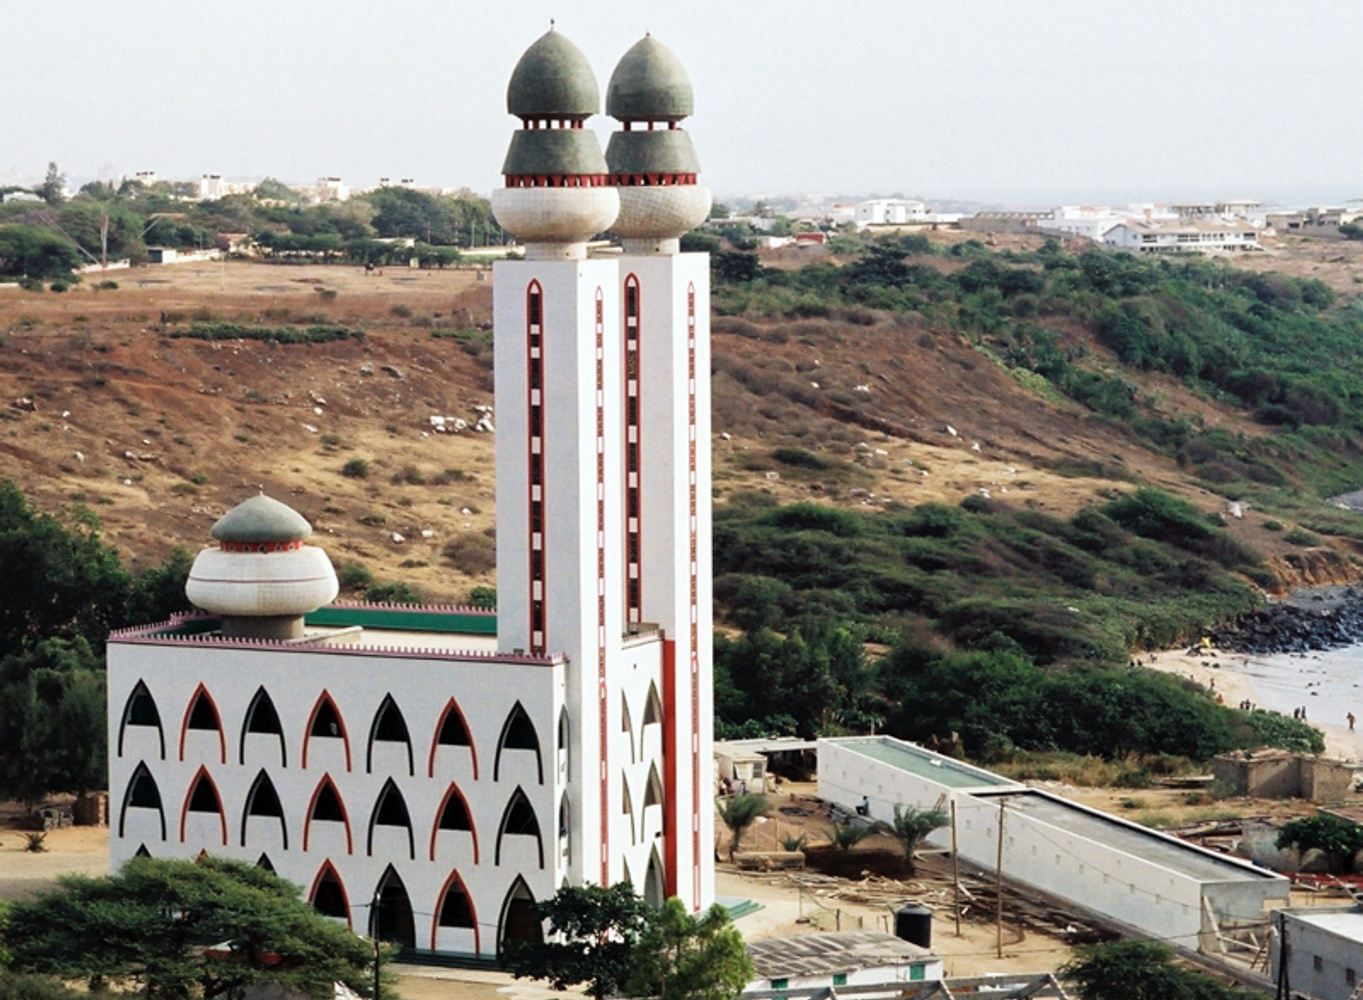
left=311, top=864, right=348, bottom=920
left=641, top=681, right=662, bottom=758
left=644, top=847, right=665, bottom=908
left=134, top=843, right=152, bottom=858
left=621, top=692, right=636, bottom=764
left=367, top=778, right=415, bottom=859
left=494, top=702, right=543, bottom=783
left=622, top=776, right=636, bottom=845
left=256, top=853, right=275, bottom=873
left=241, top=770, right=288, bottom=849
left=557, top=706, right=570, bottom=781
left=558, top=791, right=571, bottom=864
left=118, top=762, right=166, bottom=841
left=495, top=786, right=544, bottom=868
left=369, top=865, right=416, bottom=949
left=498, top=875, right=543, bottom=949
left=367, top=695, right=414, bottom=776
left=118, top=681, right=165, bottom=759
left=438, top=789, right=473, bottom=832
left=240, top=687, right=287, bottom=767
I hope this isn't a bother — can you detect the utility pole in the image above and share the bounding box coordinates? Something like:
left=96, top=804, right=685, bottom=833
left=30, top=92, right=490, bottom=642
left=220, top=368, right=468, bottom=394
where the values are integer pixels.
left=950, top=799, right=962, bottom=938
left=99, top=212, right=109, bottom=269
left=995, top=798, right=1007, bottom=960
left=371, top=887, right=382, bottom=1000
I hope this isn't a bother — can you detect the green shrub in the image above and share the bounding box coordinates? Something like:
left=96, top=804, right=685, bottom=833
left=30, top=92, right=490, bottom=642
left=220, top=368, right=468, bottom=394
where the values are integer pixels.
left=771, top=446, right=827, bottom=470
left=340, top=458, right=370, bottom=479
left=1284, top=528, right=1319, bottom=546
left=169, top=322, right=363, bottom=343
left=337, top=563, right=373, bottom=590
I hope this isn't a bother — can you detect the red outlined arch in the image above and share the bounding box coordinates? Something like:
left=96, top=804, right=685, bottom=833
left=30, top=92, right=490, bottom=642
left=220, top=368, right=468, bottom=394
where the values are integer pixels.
left=526, top=278, right=547, bottom=655
left=430, top=868, right=481, bottom=953
left=178, top=765, right=227, bottom=845
left=429, top=781, right=480, bottom=863
left=303, top=773, right=353, bottom=854
left=308, top=859, right=352, bottom=930
left=427, top=697, right=478, bottom=780
left=178, top=682, right=226, bottom=764
left=302, top=690, right=352, bottom=771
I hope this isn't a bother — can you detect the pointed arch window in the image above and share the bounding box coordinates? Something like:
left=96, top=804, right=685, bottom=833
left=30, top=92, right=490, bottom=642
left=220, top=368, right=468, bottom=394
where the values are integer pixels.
left=367, top=695, right=413, bottom=776
left=558, top=791, right=571, bottom=865
left=118, top=680, right=165, bottom=759
left=180, top=765, right=227, bottom=845
left=241, top=770, right=288, bottom=849
left=429, top=782, right=479, bottom=863
left=499, top=875, right=543, bottom=948
left=240, top=687, right=286, bottom=767
left=179, top=683, right=226, bottom=763
left=256, top=853, right=275, bottom=873
left=622, top=775, right=637, bottom=845
left=428, top=697, right=478, bottom=779
left=641, top=681, right=662, bottom=757
left=134, top=843, right=152, bottom=858
left=367, top=778, right=415, bottom=859
left=621, top=692, right=636, bottom=764
left=120, top=761, right=165, bottom=841
left=303, top=774, right=353, bottom=853
left=433, top=869, right=479, bottom=952
left=494, top=701, right=543, bottom=783
left=496, top=786, right=544, bottom=868
left=557, top=706, right=570, bottom=781
left=369, top=865, right=416, bottom=950
left=309, top=860, right=351, bottom=928
left=302, top=691, right=351, bottom=771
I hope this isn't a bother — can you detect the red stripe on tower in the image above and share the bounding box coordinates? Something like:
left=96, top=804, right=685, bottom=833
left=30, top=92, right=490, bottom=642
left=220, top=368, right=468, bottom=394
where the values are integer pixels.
left=595, top=288, right=610, bottom=885
left=623, top=274, right=643, bottom=627
left=687, top=282, right=701, bottom=910
left=526, top=281, right=546, bottom=656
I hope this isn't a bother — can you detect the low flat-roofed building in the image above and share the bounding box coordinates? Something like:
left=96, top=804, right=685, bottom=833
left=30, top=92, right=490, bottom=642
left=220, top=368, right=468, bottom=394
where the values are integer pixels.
left=1270, top=906, right=1363, bottom=1000
left=743, top=973, right=1071, bottom=1000
left=745, top=931, right=943, bottom=991
left=1103, top=219, right=1260, bottom=254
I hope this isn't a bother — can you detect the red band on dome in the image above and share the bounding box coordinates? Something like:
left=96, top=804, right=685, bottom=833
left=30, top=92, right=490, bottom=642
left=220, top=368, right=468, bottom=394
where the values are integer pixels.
left=219, top=540, right=304, bottom=553
left=609, top=173, right=698, bottom=187
left=504, top=174, right=611, bottom=188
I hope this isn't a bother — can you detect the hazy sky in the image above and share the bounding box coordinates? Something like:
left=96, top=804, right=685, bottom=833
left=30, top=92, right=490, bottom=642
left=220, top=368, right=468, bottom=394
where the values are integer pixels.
left=2, top=1, right=1359, bottom=206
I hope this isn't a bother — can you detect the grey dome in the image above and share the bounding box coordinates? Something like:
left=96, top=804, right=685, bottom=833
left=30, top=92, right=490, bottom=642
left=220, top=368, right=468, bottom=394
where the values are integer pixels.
left=507, top=29, right=600, bottom=118
left=503, top=129, right=609, bottom=176
left=211, top=494, right=312, bottom=543
left=606, top=129, right=700, bottom=175
left=607, top=35, right=694, bottom=121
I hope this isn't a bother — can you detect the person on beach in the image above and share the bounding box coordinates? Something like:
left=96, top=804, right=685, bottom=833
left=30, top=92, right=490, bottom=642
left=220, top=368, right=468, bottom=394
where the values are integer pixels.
left=1350, top=712, right=1356, bottom=733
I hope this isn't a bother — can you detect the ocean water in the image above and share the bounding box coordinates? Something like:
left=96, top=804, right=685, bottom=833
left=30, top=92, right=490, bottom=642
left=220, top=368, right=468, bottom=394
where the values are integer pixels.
left=1239, top=645, right=1363, bottom=727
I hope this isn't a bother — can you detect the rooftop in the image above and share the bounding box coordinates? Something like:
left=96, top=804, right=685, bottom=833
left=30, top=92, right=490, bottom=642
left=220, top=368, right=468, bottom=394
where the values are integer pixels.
left=1283, top=907, right=1363, bottom=941
left=746, top=931, right=934, bottom=980
left=831, top=736, right=1015, bottom=790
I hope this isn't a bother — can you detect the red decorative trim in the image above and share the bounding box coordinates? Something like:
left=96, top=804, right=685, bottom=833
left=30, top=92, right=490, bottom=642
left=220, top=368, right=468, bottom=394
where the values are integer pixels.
left=687, top=282, right=702, bottom=910
left=219, top=540, right=303, bottom=553
left=595, top=286, right=610, bottom=885
left=429, top=782, right=480, bottom=863
left=623, top=274, right=643, bottom=628
left=609, top=173, right=698, bottom=187
left=179, top=764, right=227, bottom=845
left=526, top=280, right=546, bottom=656
left=505, top=174, right=610, bottom=188
left=662, top=639, right=678, bottom=899
left=431, top=868, right=481, bottom=953
left=302, top=690, right=352, bottom=771
left=178, top=682, right=226, bottom=764
left=519, top=117, right=586, bottom=130
left=303, top=773, right=353, bottom=854
left=308, top=860, right=353, bottom=931
left=427, top=698, right=479, bottom=780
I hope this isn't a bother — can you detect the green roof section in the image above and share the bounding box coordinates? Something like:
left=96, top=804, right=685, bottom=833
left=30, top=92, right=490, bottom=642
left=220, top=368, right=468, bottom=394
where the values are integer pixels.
left=507, top=29, right=600, bottom=118
left=838, top=737, right=1010, bottom=789
left=305, top=605, right=497, bottom=636
left=607, top=35, right=694, bottom=121
left=605, top=129, right=700, bottom=175
left=211, top=493, right=312, bottom=543
left=502, top=129, right=609, bottom=176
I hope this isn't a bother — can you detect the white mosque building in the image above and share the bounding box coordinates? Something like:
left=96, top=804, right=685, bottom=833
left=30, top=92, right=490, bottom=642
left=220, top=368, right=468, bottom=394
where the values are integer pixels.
left=105, top=28, right=715, bottom=960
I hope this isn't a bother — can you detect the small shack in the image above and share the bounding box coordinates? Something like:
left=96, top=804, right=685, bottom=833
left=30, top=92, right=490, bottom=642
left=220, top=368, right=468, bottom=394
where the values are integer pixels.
left=715, top=737, right=818, bottom=792
left=1211, top=748, right=1354, bottom=802
left=745, top=930, right=943, bottom=992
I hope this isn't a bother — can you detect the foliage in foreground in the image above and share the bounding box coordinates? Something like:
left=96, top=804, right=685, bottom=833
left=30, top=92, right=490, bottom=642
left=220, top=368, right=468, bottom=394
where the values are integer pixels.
left=717, top=793, right=771, bottom=859
left=1061, top=939, right=1259, bottom=999
left=505, top=886, right=752, bottom=1000
left=1276, top=813, right=1363, bottom=872
left=3, top=856, right=377, bottom=999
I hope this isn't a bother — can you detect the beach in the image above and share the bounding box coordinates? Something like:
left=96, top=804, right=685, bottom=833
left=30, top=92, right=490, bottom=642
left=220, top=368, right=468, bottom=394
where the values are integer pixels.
left=1145, top=645, right=1363, bottom=762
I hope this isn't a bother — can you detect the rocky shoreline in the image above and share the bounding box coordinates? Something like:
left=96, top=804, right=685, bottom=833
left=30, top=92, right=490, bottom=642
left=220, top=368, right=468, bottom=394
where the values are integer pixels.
left=1209, top=585, right=1363, bottom=654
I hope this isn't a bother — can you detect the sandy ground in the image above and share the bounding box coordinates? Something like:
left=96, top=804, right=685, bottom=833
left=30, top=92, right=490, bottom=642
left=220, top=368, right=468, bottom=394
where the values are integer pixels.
left=0, top=823, right=107, bottom=900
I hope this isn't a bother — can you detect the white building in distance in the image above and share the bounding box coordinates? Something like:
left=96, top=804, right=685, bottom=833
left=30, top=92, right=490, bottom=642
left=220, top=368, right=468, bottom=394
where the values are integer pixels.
left=854, top=199, right=927, bottom=227
left=1103, top=220, right=1260, bottom=254
left=316, top=176, right=350, bottom=203
left=107, top=27, right=716, bottom=961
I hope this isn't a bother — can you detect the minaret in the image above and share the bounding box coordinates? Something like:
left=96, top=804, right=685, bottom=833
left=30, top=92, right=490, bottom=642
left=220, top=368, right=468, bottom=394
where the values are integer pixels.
left=605, top=36, right=715, bottom=911
left=490, top=28, right=621, bottom=888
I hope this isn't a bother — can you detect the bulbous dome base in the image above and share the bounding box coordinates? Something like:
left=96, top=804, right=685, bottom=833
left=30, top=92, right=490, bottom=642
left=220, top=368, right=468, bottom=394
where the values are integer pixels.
left=187, top=545, right=339, bottom=620
left=613, top=185, right=712, bottom=247
left=492, top=187, right=620, bottom=259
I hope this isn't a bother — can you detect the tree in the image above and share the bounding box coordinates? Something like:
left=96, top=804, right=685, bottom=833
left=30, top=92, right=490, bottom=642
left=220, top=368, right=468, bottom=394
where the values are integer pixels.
left=1061, top=939, right=1258, bottom=999
left=0, top=225, right=83, bottom=280
left=888, top=804, right=948, bottom=874
left=5, top=856, right=376, bottom=999
left=38, top=162, right=65, bottom=204
left=625, top=900, right=752, bottom=1000
left=828, top=820, right=874, bottom=852
left=717, top=793, right=770, bottom=859
left=0, top=972, right=83, bottom=1000
left=1276, top=814, right=1363, bottom=872
left=503, top=883, right=652, bottom=1000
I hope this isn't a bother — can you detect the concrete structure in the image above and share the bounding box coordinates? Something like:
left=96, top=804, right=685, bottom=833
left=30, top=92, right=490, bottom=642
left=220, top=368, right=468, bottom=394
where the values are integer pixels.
left=316, top=177, right=350, bottom=203
left=743, top=974, right=1070, bottom=1000
left=1267, top=206, right=1363, bottom=236
left=1171, top=200, right=1261, bottom=222
left=715, top=737, right=818, bottom=790
left=147, top=247, right=222, bottom=265
left=746, top=931, right=943, bottom=991
left=1102, top=220, right=1260, bottom=254
left=1270, top=907, right=1363, bottom=1000
left=107, top=26, right=715, bottom=961
left=959, top=211, right=1051, bottom=234
left=819, top=736, right=1289, bottom=953
left=1212, top=749, right=1355, bottom=802
left=854, top=199, right=927, bottom=227
left=2, top=190, right=43, bottom=203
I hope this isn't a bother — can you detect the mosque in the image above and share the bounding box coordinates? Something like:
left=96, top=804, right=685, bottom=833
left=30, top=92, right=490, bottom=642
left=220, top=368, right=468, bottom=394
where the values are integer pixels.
left=105, top=27, right=715, bottom=959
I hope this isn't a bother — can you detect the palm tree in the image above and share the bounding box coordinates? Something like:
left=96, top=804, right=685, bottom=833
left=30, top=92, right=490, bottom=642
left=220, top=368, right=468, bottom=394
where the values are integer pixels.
left=889, top=804, right=949, bottom=874
left=717, top=793, right=771, bottom=859
left=828, top=820, right=874, bottom=852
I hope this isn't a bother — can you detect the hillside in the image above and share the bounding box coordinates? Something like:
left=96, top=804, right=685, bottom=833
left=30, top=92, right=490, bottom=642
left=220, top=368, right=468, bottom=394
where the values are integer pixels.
left=2, top=240, right=1362, bottom=609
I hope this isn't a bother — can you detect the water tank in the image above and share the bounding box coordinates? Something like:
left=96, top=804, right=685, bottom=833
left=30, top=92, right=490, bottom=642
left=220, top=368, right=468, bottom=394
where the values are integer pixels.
left=894, top=903, right=933, bottom=948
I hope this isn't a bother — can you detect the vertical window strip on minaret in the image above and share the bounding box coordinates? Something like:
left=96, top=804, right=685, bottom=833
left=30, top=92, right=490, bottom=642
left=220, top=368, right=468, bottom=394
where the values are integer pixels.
left=623, top=274, right=643, bottom=627
left=686, top=282, right=702, bottom=909
left=526, top=282, right=546, bottom=655
left=594, top=288, right=610, bottom=884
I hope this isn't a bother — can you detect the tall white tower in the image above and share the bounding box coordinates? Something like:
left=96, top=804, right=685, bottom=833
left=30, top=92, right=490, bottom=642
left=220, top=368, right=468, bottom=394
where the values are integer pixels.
left=605, top=35, right=715, bottom=911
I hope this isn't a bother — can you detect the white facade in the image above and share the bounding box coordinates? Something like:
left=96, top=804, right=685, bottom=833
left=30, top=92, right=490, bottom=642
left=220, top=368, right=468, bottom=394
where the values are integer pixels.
left=1103, top=221, right=1260, bottom=254
left=819, top=737, right=1289, bottom=952
left=1270, top=908, right=1363, bottom=1000
left=316, top=177, right=350, bottom=203
left=854, top=199, right=927, bottom=227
